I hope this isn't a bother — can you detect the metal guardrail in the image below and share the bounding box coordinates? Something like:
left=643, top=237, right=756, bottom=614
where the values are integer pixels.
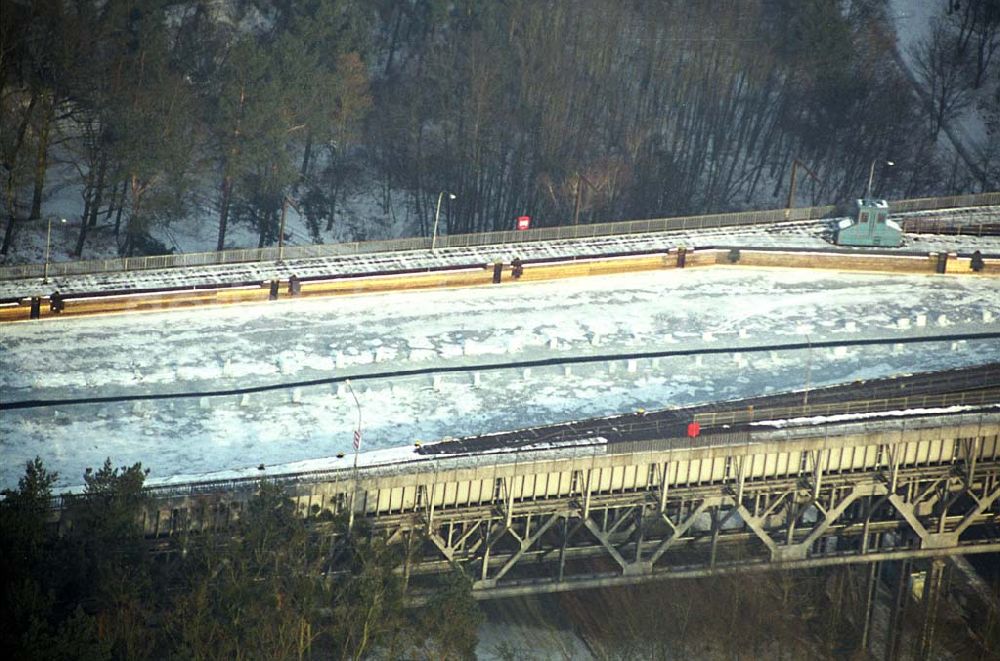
left=3, top=192, right=997, bottom=281
left=889, top=192, right=1000, bottom=213
left=693, top=389, right=1000, bottom=427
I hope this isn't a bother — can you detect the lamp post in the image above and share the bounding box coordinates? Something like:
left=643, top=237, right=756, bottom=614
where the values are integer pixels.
left=43, top=218, right=66, bottom=284
left=803, top=334, right=812, bottom=409
left=345, top=379, right=363, bottom=534
left=277, top=195, right=299, bottom=264
left=865, top=159, right=894, bottom=200
left=785, top=158, right=821, bottom=212
left=431, top=191, right=456, bottom=250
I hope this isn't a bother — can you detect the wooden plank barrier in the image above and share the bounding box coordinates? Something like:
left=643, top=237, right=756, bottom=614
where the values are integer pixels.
left=945, top=255, right=1000, bottom=275
left=214, top=285, right=273, bottom=305
left=680, top=250, right=719, bottom=268
left=715, top=250, right=999, bottom=275
left=0, top=300, right=28, bottom=322
left=55, top=289, right=222, bottom=317
left=514, top=254, right=672, bottom=282
left=727, top=250, right=936, bottom=273
left=297, top=267, right=494, bottom=297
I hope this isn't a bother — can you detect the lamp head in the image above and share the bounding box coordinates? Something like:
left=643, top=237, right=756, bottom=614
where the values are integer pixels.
left=448, top=193, right=456, bottom=200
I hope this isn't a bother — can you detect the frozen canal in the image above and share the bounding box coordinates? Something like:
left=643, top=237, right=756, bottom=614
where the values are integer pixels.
left=1, top=267, right=998, bottom=491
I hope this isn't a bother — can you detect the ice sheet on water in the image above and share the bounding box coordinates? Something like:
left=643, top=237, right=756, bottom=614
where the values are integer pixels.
left=2, top=267, right=998, bottom=491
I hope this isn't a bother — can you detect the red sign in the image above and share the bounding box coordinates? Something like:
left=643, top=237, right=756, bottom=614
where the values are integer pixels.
left=687, top=421, right=701, bottom=438
left=516, top=215, right=531, bottom=231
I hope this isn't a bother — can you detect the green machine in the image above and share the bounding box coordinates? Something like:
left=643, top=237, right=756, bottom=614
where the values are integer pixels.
left=835, top=199, right=903, bottom=247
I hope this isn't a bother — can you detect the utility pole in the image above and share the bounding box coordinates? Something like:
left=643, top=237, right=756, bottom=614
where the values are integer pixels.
left=277, top=196, right=300, bottom=263
left=803, top=334, right=812, bottom=409
left=432, top=191, right=456, bottom=250
left=866, top=159, right=894, bottom=200
left=345, top=379, right=363, bottom=534
left=43, top=218, right=66, bottom=284
left=572, top=173, right=598, bottom=226
left=786, top=159, right=821, bottom=213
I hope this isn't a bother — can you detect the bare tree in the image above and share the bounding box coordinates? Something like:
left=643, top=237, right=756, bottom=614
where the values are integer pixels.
left=913, top=23, right=974, bottom=138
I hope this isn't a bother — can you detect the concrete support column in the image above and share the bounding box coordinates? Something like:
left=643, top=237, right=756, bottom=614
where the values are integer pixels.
left=915, top=558, right=947, bottom=661
left=402, top=531, right=413, bottom=592
left=558, top=517, right=569, bottom=582
left=860, top=560, right=880, bottom=653
left=480, top=520, right=493, bottom=582
left=885, top=559, right=911, bottom=661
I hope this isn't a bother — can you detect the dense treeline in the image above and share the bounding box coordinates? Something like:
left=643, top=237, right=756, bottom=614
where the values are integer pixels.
left=0, top=457, right=482, bottom=660
left=1, top=1, right=997, bottom=258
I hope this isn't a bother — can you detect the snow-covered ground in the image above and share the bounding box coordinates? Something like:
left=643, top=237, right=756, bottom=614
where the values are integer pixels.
left=2, top=267, right=998, bottom=492
left=2, top=159, right=419, bottom=268
left=889, top=0, right=997, bottom=178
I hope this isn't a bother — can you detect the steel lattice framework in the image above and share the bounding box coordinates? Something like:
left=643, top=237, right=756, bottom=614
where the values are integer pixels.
left=409, top=458, right=1000, bottom=598
left=111, top=411, right=1000, bottom=599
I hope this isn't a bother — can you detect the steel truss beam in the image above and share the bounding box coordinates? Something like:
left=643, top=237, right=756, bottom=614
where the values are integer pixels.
left=390, top=461, right=1000, bottom=597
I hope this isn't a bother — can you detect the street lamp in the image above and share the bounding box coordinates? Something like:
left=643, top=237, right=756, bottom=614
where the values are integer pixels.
left=345, top=379, right=363, bottom=534
left=803, top=334, right=812, bottom=409
left=43, top=217, right=66, bottom=284
left=431, top=191, right=456, bottom=250
left=865, top=159, right=894, bottom=200
left=785, top=158, right=821, bottom=212
left=277, top=195, right=299, bottom=264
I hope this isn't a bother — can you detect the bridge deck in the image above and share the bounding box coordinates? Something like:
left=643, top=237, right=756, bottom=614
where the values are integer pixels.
left=65, top=408, right=1000, bottom=598
left=2, top=204, right=998, bottom=301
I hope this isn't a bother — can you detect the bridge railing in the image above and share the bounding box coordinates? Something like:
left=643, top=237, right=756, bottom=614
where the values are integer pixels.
left=2, top=192, right=996, bottom=281
left=693, top=388, right=999, bottom=427
left=889, top=192, right=1000, bottom=213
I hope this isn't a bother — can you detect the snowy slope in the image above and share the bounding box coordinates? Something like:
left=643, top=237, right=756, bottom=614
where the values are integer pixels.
left=889, top=0, right=994, bottom=175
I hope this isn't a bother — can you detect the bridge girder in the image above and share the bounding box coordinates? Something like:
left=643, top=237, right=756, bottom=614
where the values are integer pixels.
left=82, top=413, right=1000, bottom=599
left=387, top=463, right=1000, bottom=597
